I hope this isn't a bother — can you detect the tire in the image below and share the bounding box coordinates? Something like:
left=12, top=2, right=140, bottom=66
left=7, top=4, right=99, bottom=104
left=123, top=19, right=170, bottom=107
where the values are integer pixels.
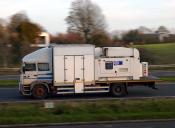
left=32, top=85, right=48, bottom=99
left=110, top=84, right=127, bottom=97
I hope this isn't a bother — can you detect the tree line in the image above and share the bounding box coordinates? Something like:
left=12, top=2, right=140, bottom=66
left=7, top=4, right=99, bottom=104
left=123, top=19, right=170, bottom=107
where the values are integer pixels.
left=0, top=0, right=174, bottom=67
left=0, top=12, right=43, bottom=67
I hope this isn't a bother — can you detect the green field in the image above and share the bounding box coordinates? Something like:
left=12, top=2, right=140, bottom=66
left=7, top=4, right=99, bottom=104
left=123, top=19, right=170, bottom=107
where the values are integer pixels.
left=135, top=43, right=175, bottom=64
left=149, top=66, right=175, bottom=70
left=159, top=76, right=175, bottom=82
left=1, top=99, right=175, bottom=125
left=0, top=80, right=18, bottom=87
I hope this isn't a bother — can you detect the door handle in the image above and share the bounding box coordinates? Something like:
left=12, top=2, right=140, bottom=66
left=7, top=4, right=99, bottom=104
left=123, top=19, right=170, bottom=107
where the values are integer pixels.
left=115, top=71, right=117, bottom=76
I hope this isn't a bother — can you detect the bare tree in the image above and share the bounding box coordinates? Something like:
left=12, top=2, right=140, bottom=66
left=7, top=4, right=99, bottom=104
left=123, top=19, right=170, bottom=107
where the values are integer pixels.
left=66, top=0, right=107, bottom=44
left=0, top=12, right=43, bottom=67
left=8, top=12, right=42, bottom=65
left=8, top=11, right=29, bottom=33
left=0, top=19, right=10, bottom=67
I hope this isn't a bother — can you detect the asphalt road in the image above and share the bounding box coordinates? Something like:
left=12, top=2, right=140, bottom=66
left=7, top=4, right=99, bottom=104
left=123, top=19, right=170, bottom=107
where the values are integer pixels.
left=20, top=120, right=175, bottom=128
left=149, top=70, right=175, bottom=77
left=0, top=70, right=174, bottom=102
left=0, top=83, right=174, bottom=102
left=0, top=75, right=19, bottom=80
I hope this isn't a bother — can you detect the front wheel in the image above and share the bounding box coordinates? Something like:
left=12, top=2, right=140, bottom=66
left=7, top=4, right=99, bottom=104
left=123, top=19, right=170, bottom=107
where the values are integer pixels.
left=110, top=84, right=127, bottom=97
left=32, top=85, right=48, bottom=99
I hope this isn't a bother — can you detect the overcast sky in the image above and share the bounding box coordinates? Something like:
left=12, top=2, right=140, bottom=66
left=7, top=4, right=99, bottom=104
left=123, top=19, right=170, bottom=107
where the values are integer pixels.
left=0, top=0, right=175, bottom=34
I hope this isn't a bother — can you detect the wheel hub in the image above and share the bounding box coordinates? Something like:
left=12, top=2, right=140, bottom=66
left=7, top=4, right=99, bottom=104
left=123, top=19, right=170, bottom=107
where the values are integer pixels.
left=36, top=88, right=45, bottom=96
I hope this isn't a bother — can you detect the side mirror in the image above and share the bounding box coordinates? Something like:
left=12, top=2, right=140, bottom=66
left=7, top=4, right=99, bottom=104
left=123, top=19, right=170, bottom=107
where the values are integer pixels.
left=22, top=66, right=25, bottom=74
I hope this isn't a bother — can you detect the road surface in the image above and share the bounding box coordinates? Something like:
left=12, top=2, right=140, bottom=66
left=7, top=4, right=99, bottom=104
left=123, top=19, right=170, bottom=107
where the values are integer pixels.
left=11, top=120, right=175, bottom=128
left=0, top=70, right=174, bottom=102
left=0, top=83, right=174, bottom=102
left=149, top=70, right=175, bottom=77
left=0, top=75, right=19, bottom=80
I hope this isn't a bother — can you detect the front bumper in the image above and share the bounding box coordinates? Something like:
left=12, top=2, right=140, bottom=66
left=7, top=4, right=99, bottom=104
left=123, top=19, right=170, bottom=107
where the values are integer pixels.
left=19, top=82, right=31, bottom=96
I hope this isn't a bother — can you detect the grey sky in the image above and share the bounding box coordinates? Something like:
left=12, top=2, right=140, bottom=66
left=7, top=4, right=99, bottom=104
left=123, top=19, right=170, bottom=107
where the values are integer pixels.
left=0, top=0, right=175, bottom=34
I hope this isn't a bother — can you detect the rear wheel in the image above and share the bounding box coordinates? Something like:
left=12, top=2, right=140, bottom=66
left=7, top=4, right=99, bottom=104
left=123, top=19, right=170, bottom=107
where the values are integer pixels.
left=32, top=85, right=48, bottom=99
left=110, top=84, right=127, bottom=97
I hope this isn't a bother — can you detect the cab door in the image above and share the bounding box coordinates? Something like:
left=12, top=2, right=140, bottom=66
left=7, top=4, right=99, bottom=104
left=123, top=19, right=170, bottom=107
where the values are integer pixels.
left=23, top=63, right=38, bottom=85
left=37, top=63, right=52, bottom=81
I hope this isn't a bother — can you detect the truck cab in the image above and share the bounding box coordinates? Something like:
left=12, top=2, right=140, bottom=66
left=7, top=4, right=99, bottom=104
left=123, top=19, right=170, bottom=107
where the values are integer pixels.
left=19, top=47, right=53, bottom=98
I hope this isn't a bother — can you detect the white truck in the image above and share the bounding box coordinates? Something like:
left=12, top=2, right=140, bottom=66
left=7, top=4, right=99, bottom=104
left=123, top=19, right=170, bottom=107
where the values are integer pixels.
left=19, top=44, right=158, bottom=99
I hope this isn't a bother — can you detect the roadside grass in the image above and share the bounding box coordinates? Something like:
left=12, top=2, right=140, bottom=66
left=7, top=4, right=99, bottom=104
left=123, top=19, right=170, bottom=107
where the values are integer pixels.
left=159, top=76, right=175, bottom=82
left=1, top=99, right=175, bottom=124
left=0, top=80, right=18, bottom=87
left=149, top=67, right=175, bottom=71
left=135, top=43, right=175, bottom=64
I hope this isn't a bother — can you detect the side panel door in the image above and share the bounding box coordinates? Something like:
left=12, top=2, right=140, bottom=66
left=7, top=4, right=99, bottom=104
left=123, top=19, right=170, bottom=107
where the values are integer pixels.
left=64, top=56, right=74, bottom=84
left=37, top=63, right=52, bottom=81
left=74, top=56, right=84, bottom=93
left=75, top=56, right=84, bottom=82
left=54, top=56, right=64, bottom=85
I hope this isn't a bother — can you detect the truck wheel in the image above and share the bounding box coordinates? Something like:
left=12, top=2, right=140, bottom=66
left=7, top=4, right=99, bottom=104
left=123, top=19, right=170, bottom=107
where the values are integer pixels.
left=32, top=85, right=48, bottom=99
left=110, top=84, right=126, bottom=97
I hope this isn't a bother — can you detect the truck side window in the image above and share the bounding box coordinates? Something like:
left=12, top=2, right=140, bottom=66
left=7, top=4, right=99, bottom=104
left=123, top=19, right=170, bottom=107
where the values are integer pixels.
left=38, top=63, right=49, bottom=71
left=25, top=63, right=36, bottom=71
left=105, top=61, right=113, bottom=70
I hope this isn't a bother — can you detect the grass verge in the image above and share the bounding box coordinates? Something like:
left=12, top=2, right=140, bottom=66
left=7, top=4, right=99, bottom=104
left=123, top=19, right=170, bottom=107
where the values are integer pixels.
left=135, top=43, right=175, bottom=64
left=0, top=80, right=18, bottom=87
left=1, top=99, right=175, bottom=124
left=149, top=67, right=175, bottom=71
left=159, top=76, right=175, bottom=82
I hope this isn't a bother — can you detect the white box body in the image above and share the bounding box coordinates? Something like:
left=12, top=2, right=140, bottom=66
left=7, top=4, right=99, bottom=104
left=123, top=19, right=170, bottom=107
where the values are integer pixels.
left=53, top=45, right=144, bottom=86
left=53, top=45, right=95, bottom=86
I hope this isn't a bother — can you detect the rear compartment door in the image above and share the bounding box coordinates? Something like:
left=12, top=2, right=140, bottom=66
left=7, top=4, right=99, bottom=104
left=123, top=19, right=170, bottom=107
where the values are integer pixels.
left=74, top=56, right=84, bottom=93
